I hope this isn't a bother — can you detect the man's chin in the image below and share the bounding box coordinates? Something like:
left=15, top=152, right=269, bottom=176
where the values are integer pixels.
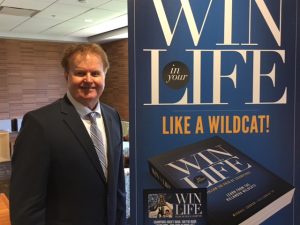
left=81, top=95, right=98, bottom=102
left=80, top=91, right=98, bottom=98
left=79, top=98, right=98, bottom=109
left=75, top=92, right=97, bottom=102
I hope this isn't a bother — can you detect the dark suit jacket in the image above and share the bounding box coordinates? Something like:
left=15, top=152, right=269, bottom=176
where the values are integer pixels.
left=10, top=95, right=126, bottom=225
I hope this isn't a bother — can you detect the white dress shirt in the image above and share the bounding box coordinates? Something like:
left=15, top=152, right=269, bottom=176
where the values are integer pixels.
left=67, top=91, right=108, bottom=165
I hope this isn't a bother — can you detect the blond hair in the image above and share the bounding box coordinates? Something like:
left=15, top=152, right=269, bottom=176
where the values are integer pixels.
left=61, top=43, right=109, bottom=73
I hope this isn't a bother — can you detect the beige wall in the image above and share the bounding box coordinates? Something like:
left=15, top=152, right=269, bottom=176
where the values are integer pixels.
left=0, top=39, right=129, bottom=121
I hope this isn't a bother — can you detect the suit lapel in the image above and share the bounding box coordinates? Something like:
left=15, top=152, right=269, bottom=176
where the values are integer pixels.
left=101, top=106, right=115, bottom=183
left=60, top=96, right=107, bottom=182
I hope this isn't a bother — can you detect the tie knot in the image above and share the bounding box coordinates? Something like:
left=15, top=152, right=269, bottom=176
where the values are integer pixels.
left=87, top=112, right=99, bottom=123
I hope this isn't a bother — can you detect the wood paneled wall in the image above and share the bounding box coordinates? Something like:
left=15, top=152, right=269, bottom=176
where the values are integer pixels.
left=102, top=39, right=129, bottom=121
left=0, top=39, right=67, bottom=119
left=0, top=38, right=129, bottom=121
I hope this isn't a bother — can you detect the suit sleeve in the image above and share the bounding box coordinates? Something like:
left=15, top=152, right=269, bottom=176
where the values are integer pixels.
left=10, top=113, right=50, bottom=225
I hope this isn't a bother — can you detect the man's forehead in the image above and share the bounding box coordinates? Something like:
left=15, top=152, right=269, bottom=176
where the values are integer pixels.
left=70, top=52, right=102, bottom=65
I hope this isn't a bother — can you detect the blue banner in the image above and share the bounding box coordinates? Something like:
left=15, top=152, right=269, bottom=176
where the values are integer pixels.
left=129, top=0, right=299, bottom=224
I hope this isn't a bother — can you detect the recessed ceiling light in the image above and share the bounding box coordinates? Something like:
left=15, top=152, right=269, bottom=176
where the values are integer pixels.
left=84, top=19, right=93, bottom=23
left=0, top=6, right=39, bottom=17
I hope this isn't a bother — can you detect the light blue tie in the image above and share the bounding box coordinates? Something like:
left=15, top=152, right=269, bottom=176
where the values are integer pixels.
left=88, top=112, right=107, bottom=180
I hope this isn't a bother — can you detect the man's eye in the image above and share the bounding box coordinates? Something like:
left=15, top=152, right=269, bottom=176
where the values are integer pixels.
left=74, top=71, right=86, bottom=77
left=91, top=71, right=101, bottom=77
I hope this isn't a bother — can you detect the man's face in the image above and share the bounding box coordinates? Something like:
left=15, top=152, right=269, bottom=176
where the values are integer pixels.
left=65, top=52, right=106, bottom=110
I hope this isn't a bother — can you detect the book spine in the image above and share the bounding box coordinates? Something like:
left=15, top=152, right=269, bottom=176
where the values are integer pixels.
left=148, top=162, right=174, bottom=189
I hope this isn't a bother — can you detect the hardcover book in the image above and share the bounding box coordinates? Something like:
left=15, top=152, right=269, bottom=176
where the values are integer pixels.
left=148, top=136, right=295, bottom=225
left=144, top=188, right=207, bottom=225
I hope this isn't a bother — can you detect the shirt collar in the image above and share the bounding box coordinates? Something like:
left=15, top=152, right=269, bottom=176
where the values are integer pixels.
left=67, top=91, right=102, bottom=118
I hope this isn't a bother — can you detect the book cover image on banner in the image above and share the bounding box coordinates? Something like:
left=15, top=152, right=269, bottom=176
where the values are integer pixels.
left=148, top=136, right=295, bottom=225
left=128, top=0, right=299, bottom=225
left=144, top=188, right=207, bottom=225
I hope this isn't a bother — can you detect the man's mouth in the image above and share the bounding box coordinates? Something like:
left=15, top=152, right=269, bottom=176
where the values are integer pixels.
left=81, top=86, right=96, bottom=89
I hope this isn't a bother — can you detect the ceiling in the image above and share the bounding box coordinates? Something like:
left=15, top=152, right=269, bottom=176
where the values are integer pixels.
left=0, top=0, right=128, bottom=43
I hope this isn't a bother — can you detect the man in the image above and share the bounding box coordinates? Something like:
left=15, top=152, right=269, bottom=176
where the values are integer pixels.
left=10, top=43, right=126, bottom=225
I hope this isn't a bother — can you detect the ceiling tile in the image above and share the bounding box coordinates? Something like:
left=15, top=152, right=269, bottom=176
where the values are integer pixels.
left=35, top=3, right=90, bottom=20
left=57, top=0, right=110, bottom=8
left=12, top=17, right=64, bottom=33
left=71, top=14, right=127, bottom=37
left=0, top=14, right=28, bottom=31
left=98, top=0, right=127, bottom=13
left=0, top=0, right=128, bottom=42
left=72, top=8, right=124, bottom=25
left=42, top=20, right=88, bottom=35
left=1, top=0, right=56, bottom=10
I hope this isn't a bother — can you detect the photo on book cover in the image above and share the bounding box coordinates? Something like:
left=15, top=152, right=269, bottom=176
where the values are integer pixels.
left=144, top=188, right=207, bottom=225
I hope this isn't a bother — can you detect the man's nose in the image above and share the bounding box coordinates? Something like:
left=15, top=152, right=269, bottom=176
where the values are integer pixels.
left=85, top=73, right=92, bottom=82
